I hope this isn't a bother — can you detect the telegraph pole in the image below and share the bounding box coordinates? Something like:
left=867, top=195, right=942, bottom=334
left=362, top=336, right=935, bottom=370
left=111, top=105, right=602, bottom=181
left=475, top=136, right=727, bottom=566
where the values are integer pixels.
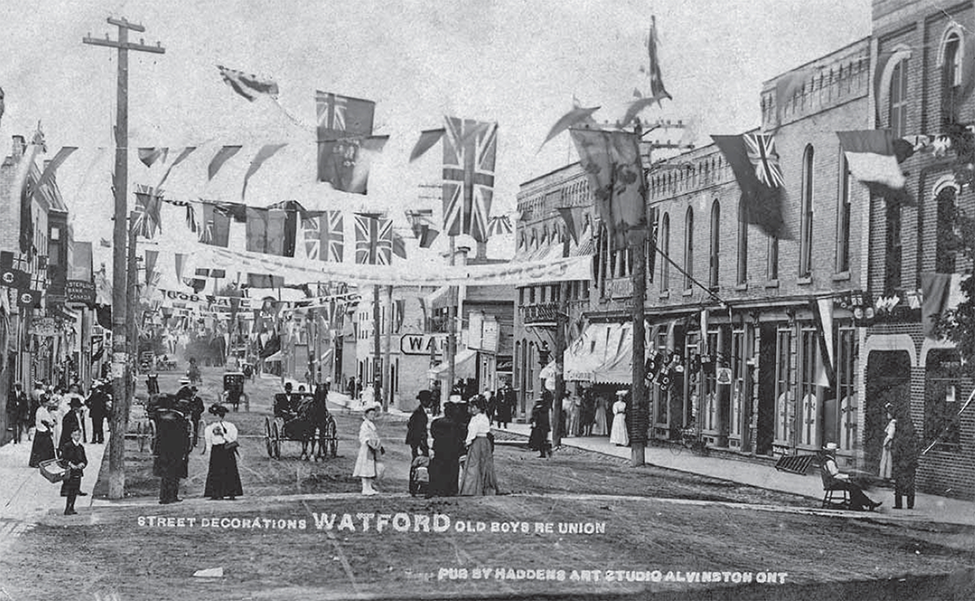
left=84, top=18, right=164, bottom=500
left=629, top=120, right=649, bottom=467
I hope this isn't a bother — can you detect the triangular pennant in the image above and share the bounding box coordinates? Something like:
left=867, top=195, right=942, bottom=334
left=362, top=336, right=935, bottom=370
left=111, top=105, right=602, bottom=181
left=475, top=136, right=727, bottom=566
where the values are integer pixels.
left=157, top=147, right=197, bottom=188
left=409, top=128, right=445, bottom=162
left=242, top=143, right=287, bottom=200
left=208, top=145, right=243, bottom=180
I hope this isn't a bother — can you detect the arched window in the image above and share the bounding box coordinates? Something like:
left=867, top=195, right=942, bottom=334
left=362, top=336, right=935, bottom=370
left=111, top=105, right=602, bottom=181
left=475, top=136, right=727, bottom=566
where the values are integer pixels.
left=799, top=145, right=814, bottom=278
left=936, top=185, right=958, bottom=273
left=709, top=201, right=720, bottom=289
left=835, top=155, right=852, bottom=273
left=737, top=202, right=748, bottom=285
left=684, top=208, right=694, bottom=290
left=660, top=213, right=671, bottom=291
left=941, top=30, right=963, bottom=125
left=889, top=59, right=909, bottom=138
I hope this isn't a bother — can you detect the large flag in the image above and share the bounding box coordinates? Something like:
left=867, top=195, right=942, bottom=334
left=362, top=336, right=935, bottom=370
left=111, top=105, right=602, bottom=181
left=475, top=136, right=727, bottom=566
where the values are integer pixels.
left=217, top=65, right=279, bottom=101
left=443, top=117, right=498, bottom=242
left=303, top=210, right=344, bottom=263
left=354, top=214, right=393, bottom=265
left=570, top=127, right=645, bottom=249
left=200, top=202, right=231, bottom=247
left=712, top=133, right=789, bottom=239
left=133, top=186, right=163, bottom=238
left=241, top=143, right=287, bottom=200
left=245, top=208, right=290, bottom=256
left=836, top=130, right=911, bottom=203
left=316, top=91, right=379, bottom=193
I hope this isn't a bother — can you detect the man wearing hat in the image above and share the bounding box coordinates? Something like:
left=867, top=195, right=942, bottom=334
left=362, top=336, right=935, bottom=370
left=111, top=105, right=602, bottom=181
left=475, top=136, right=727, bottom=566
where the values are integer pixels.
left=60, top=395, right=87, bottom=448
left=152, top=395, right=192, bottom=504
left=822, top=442, right=882, bottom=511
left=86, top=381, right=110, bottom=444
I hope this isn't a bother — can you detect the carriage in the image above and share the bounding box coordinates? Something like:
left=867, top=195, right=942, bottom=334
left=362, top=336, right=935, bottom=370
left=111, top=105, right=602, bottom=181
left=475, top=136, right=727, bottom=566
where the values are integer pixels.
left=222, top=372, right=250, bottom=412
left=264, top=393, right=338, bottom=460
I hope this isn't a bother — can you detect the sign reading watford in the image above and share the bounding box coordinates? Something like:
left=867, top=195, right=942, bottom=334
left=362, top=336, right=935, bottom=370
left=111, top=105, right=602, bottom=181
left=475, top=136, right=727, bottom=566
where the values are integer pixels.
left=66, top=280, right=96, bottom=304
left=400, top=333, right=448, bottom=355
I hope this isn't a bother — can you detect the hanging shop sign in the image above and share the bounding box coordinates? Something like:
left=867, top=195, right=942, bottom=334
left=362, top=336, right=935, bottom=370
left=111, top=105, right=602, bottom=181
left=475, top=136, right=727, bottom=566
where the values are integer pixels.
left=31, top=317, right=56, bottom=337
left=66, top=280, right=96, bottom=304
left=400, top=333, right=448, bottom=355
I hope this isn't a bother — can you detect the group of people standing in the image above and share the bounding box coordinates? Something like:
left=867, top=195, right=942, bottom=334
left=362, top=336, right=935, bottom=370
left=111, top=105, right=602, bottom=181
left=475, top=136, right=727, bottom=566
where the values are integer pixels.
left=526, top=388, right=629, bottom=456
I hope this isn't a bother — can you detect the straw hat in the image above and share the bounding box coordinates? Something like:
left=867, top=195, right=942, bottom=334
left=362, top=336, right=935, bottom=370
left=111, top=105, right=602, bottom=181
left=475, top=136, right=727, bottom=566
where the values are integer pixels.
left=362, top=401, right=381, bottom=414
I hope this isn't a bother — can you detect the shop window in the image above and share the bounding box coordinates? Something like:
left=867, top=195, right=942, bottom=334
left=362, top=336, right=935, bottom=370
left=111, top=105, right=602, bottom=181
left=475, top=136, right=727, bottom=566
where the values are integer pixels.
left=797, top=328, right=820, bottom=448
left=709, top=201, right=720, bottom=289
left=767, top=234, right=779, bottom=281
left=941, top=31, right=962, bottom=126
left=936, top=186, right=958, bottom=273
left=836, top=328, right=857, bottom=451
left=924, top=349, right=962, bottom=446
left=774, top=328, right=792, bottom=445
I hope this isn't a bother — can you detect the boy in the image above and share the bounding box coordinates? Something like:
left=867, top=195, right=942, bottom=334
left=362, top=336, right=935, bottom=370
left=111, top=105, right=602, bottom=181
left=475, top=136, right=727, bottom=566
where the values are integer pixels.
left=59, top=428, right=88, bottom=515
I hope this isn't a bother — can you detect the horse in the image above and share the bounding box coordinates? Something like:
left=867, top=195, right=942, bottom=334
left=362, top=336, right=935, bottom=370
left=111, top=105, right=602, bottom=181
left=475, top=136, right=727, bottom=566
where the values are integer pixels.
left=283, top=393, right=330, bottom=461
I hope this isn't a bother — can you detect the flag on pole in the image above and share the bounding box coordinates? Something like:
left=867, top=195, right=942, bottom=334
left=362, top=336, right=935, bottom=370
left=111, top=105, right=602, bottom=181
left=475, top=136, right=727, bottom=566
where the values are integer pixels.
left=836, top=130, right=911, bottom=203
left=138, top=147, right=168, bottom=168
left=569, top=127, right=645, bottom=249
left=644, top=16, right=672, bottom=102
left=217, top=65, right=279, bottom=101
left=208, top=145, right=242, bottom=180
left=442, top=117, right=498, bottom=242
left=354, top=214, right=393, bottom=265
left=712, top=133, right=789, bottom=239
left=242, top=143, right=287, bottom=200
left=303, top=211, right=344, bottom=262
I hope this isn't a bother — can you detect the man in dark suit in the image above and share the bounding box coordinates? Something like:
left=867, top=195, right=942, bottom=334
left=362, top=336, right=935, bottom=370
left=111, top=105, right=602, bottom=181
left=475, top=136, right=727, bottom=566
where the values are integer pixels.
left=86, top=382, right=109, bottom=444
left=494, top=381, right=516, bottom=429
left=274, top=382, right=299, bottom=420
left=428, top=402, right=464, bottom=497
left=406, top=391, right=431, bottom=459
left=152, top=395, right=191, bottom=504
left=60, top=397, right=86, bottom=448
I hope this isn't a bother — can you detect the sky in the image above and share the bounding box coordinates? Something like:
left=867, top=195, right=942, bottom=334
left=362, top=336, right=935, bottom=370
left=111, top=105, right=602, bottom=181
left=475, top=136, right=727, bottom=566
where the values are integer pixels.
left=0, top=0, right=872, bottom=282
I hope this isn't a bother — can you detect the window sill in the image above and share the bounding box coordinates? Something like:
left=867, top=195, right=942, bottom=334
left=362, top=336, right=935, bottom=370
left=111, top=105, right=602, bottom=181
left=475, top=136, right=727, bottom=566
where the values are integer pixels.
left=658, top=290, right=670, bottom=300
left=682, top=289, right=694, bottom=297
left=797, top=276, right=813, bottom=286
left=765, top=280, right=779, bottom=289
left=832, top=271, right=851, bottom=282
left=735, top=283, right=748, bottom=291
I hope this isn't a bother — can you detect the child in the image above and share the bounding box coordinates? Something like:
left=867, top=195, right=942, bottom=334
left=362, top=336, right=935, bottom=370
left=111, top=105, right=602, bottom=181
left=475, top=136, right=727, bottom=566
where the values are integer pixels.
left=59, top=428, right=88, bottom=515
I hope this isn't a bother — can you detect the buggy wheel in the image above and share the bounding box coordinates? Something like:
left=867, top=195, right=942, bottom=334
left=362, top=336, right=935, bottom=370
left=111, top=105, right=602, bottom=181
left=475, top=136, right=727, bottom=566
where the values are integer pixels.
left=325, top=416, right=338, bottom=457
left=669, top=439, right=683, bottom=456
left=136, top=422, right=145, bottom=452
left=264, top=417, right=274, bottom=458
left=271, top=422, right=281, bottom=459
left=147, top=420, right=157, bottom=454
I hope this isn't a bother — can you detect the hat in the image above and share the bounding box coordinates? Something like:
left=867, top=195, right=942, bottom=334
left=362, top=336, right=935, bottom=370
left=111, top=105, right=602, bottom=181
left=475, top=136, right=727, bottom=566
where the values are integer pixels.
left=824, top=442, right=838, bottom=451
left=208, top=403, right=229, bottom=417
left=362, top=401, right=381, bottom=414
left=448, top=394, right=463, bottom=403
left=615, top=390, right=628, bottom=396
left=179, top=378, right=190, bottom=385
left=69, top=397, right=84, bottom=408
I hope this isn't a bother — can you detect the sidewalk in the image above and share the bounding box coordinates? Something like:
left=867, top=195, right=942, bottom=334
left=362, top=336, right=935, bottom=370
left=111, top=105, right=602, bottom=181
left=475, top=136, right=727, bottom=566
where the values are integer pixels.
left=0, top=431, right=109, bottom=548
left=496, top=422, right=975, bottom=527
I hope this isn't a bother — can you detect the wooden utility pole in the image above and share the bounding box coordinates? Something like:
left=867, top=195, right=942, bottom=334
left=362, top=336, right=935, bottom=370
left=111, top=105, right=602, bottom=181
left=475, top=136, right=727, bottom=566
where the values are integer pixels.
left=383, top=285, right=394, bottom=409
left=447, top=236, right=457, bottom=399
left=552, top=280, right=569, bottom=448
left=372, top=284, right=382, bottom=407
left=84, top=18, right=164, bottom=500
left=629, top=121, right=649, bottom=467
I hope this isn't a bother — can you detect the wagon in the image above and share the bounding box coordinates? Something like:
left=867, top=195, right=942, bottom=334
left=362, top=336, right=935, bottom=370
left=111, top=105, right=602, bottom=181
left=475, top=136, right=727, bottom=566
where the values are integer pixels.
left=264, top=394, right=338, bottom=460
left=222, top=372, right=250, bottom=412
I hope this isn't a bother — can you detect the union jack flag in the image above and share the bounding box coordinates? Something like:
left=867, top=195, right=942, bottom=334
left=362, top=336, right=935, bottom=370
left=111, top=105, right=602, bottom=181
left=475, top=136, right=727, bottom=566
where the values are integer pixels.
left=133, top=186, right=162, bottom=239
left=744, top=134, right=785, bottom=189
left=442, top=117, right=497, bottom=243
left=354, top=214, right=392, bottom=265
left=303, top=211, right=344, bottom=263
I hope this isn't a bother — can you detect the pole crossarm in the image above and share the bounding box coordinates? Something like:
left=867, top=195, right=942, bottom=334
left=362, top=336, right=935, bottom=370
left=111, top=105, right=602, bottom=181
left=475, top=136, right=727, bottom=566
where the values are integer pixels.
left=82, top=36, right=166, bottom=53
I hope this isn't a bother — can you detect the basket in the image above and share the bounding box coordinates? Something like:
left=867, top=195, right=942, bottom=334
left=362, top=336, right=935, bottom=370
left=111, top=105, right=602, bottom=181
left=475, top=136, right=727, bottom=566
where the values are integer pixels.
left=38, top=458, right=68, bottom=483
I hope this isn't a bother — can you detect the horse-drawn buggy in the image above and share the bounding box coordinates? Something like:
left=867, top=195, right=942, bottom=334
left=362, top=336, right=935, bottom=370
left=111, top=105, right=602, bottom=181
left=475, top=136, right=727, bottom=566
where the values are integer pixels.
left=265, top=391, right=338, bottom=460
left=222, top=372, right=250, bottom=412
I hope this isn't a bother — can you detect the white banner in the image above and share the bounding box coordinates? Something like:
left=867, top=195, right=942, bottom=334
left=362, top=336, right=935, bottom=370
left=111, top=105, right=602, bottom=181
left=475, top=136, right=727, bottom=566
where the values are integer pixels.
left=191, top=244, right=592, bottom=286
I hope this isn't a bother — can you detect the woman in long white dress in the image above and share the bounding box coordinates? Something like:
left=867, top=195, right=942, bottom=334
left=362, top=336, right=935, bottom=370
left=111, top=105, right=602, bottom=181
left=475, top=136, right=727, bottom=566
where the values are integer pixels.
left=879, top=405, right=895, bottom=480
left=352, top=401, right=384, bottom=495
left=610, top=391, right=629, bottom=446
left=593, top=394, right=609, bottom=436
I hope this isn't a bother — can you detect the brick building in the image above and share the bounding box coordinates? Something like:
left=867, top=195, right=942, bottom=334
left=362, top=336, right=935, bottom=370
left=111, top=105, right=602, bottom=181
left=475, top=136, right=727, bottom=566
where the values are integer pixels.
left=863, top=0, right=975, bottom=499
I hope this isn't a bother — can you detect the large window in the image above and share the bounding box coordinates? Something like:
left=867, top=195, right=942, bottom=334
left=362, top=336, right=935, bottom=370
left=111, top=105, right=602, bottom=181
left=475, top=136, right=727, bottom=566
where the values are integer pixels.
left=836, top=156, right=851, bottom=273
left=886, top=201, right=902, bottom=292
left=684, top=208, right=694, bottom=290
left=797, top=328, right=820, bottom=448
left=737, top=203, right=748, bottom=284
left=936, top=186, right=957, bottom=273
left=774, top=328, right=792, bottom=445
left=709, top=201, right=720, bottom=289
left=942, top=32, right=962, bottom=126
left=836, top=328, right=857, bottom=452
left=799, top=145, right=814, bottom=278
left=659, top=213, right=671, bottom=291
left=767, top=235, right=779, bottom=281
left=889, top=59, right=909, bottom=138
left=924, top=349, right=962, bottom=446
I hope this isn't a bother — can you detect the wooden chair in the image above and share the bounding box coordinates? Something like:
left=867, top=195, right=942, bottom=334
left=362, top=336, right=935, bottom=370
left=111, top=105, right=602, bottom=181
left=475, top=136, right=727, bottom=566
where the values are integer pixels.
left=820, top=464, right=851, bottom=509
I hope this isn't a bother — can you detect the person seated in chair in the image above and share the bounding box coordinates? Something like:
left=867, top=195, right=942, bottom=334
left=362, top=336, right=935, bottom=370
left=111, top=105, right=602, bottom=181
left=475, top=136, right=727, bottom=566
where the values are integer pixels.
left=822, top=443, right=881, bottom=511
left=274, top=382, right=300, bottom=420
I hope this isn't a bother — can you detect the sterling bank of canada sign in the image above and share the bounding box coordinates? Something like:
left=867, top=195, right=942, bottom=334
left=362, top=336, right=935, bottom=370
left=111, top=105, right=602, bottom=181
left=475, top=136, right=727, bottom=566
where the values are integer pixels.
left=400, top=334, right=448, bottom=355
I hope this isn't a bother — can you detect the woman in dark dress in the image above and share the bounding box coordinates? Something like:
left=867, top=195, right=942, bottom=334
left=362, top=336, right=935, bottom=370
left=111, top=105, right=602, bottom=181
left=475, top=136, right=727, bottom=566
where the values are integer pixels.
left=528, top=397, right=551, bottom=458
left=406, top=391, right=430, bottom=458
left=891, top=404, right=920, bottom=509
left=59, top=428, right=88, bottom=515
left=202, top=404, right=243, bottom=500
left=28, top=396, right=58, bottom=468
left=428, top=402, right=464, bottom=497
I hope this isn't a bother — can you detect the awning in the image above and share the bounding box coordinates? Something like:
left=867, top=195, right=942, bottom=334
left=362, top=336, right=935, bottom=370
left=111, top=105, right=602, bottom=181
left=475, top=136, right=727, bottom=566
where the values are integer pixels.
left=562, top=321, right=645, bottom=384
left=263, top=350, right=284, bottom=362
left=540, top=360, right=558, bottom=381
left=428, top=348, right=477, bottom=378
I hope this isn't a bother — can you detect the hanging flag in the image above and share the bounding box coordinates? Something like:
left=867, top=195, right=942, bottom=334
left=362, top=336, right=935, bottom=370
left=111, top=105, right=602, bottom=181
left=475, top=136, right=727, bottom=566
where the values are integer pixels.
left=267, top=209, right=289, bottom=256
left=712, top=133, right=789, bottom=240
left=217, top=65, right=279, bottom=101
left=241, top=143, right=287, bottom=200
left=17, top=289, right=41, bottom=309
left=174, top=253, right=186, bottom=282
left=303, top=211, right=344, bottom=262
left=393, top=231, right=407, bottom=260
left=347, top=135, right=389, bottom=194
left=418, top=224, right=439, bottom=248
left=32, top=147, right=77, bottom=201
left=99, top=238, right=111, bottom=248
left=354, top=214, right=393, bottom=265
left=185, top=205, right=198, bottom=233
left=138, top=147, right=168, bottom=168
left=246, top=208, right=269, bottom=253
left=442, top=117, right=498, bottom=242
left=1, top=266, right=30, bottom=290
left=487, top=215, right=513, bottom=236
left=200, top=202, right=231, bottom=247
left=208, top=145, right=242, bottom=180
left=144, top=249, right=159, bottom=286
left=811, top=298, right=836, bottom=387
left=570, top=127, right=645, bottom=249
left=133, top=186, right=163, bottom=238
left=409, top=128, right=445, bottom=162
left=836, top=130, right=911, bottom=203
left=13, top=130, right=46, bottom=256
left=643, top=16, right=672, bottom=102
left=556, top=208, right=578, bottom=245
left=157, top=146, right=197, bottom=188
left=316, top=91, right=377, bottom=192
left=541, top=104, right=600, bottom=150
left=921, top=272, right=963, bottom=339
